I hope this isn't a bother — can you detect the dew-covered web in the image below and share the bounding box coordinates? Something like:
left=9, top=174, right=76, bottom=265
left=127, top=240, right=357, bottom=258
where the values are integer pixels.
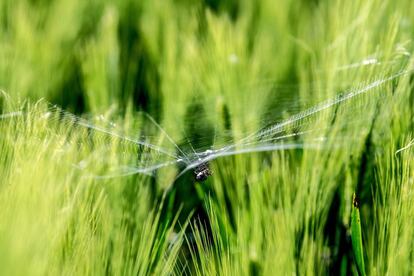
left=1, top=60, right=412, bottom=183
left=96, top=71, right=408, bottom=177
left=165, top=67, right=413, bottom=180
left=40, top=105, right=185, bottom=178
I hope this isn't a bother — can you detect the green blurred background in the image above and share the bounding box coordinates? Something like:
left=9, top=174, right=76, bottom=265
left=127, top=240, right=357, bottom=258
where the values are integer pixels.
left=1, top=0, right=414, bottom=275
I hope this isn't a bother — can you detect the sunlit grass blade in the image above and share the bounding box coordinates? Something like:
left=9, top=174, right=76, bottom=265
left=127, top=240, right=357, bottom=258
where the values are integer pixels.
left=351, top=194, right=366, bottom=276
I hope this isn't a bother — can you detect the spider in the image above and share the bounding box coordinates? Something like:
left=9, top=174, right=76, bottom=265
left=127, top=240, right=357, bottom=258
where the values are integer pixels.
left=194, top=162, right=212, bottom=182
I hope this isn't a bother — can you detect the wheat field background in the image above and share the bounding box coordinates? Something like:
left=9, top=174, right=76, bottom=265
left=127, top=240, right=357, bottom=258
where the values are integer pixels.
left=0, top=0, right=414, bottom=275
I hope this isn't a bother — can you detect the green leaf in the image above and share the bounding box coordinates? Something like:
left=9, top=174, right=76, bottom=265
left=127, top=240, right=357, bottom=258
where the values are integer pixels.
left=351, top=193, right=366, bottom=276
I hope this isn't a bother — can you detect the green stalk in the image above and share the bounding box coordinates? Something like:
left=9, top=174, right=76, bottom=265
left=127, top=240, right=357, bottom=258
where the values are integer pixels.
left=351, top=193, right=366, bottom=276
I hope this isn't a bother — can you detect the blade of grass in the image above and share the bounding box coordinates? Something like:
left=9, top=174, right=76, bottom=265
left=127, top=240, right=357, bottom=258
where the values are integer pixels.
left=351, top=193, right=366, bottom=276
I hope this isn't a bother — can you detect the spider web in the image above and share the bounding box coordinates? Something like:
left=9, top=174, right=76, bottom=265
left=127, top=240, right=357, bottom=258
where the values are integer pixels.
left=1, top=63, right=412, bottom=184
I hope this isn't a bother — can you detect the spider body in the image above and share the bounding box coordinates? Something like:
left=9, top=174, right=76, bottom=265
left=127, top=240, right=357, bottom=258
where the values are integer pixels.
left=194, top=162, right=212, bottom=182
